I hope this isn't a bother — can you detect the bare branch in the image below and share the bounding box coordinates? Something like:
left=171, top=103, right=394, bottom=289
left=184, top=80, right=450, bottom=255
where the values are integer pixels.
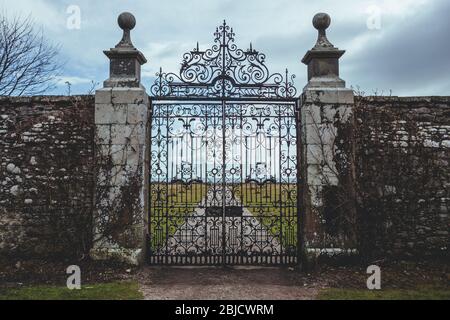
left=0, top=12, right=62, bottom=96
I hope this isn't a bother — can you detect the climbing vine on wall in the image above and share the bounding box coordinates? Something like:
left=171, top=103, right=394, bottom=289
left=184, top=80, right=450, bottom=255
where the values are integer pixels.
left=0, top=96, right=94, bottom=259
left=93, top=123, right=145, bottom=249
left=303, top=92, right=358, bottom=252
left=355, top=95, right=449, bottom=260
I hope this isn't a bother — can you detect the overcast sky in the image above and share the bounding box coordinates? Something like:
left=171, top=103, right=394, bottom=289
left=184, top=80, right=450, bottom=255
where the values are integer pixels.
left=1, top=0, right=449, bottom=96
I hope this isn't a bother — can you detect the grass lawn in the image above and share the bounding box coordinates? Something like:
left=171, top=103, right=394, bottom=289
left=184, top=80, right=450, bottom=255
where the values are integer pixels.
left=318, top=287, right=450, bottom=300
left=238, top=183, right=298, bottom=249
left=0, top=281, right=143, bottom=300
left=150, top=183, right=206, bottom=249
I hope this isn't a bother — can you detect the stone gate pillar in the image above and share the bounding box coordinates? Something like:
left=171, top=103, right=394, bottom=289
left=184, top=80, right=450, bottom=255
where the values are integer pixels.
left=90, top=12, right=149, bottom=265
left=300, top=13, right=357, bottom=263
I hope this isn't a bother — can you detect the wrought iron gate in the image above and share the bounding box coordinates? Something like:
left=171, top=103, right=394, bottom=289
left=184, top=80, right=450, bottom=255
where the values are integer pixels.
left=149, top=21, right=300, bottom=265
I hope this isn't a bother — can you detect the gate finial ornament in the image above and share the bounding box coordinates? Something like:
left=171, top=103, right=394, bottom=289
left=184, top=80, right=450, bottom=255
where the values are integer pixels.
left=151, top=21, right=297, bottom=99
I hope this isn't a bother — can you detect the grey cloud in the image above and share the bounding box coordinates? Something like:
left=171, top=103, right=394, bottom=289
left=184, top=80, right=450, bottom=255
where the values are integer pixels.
left=2, top=0, right=447, bottom=96
left=342, top=0, right=450, bottom=95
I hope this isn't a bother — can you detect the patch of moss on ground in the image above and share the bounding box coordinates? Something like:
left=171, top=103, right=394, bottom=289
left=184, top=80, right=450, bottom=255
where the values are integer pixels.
left=0, top=281, right=143, bottom=300
left=318, top=287, right=450, bottom=300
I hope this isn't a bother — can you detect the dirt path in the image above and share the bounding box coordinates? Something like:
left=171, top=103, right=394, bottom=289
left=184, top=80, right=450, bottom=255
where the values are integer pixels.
left=137, top=266, right=324, bottom=300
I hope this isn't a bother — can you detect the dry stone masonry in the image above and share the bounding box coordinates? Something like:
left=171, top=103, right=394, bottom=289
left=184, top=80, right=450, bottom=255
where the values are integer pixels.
left=356, top=96, right=450, bottom=259
left=0, top=96, right=94, bottom=258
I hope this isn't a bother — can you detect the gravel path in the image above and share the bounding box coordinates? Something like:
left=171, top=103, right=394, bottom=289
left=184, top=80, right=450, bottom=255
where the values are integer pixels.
left=137, top=266, right=323, bottom=300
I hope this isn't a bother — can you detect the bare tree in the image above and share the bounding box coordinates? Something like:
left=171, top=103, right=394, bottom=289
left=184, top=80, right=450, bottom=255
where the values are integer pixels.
left=0, top=13, right=61, bottom=96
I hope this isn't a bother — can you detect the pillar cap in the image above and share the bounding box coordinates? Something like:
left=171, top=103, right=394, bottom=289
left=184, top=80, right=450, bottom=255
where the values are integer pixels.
left=302, top=13, right=346, bottom=88
left=105, top=11, right=147, bottom=64
left=103, top=12, right=147, bottom=88
left=301, top=49, right=345, bottom=66
left=302, top=13, right=345, bottom=64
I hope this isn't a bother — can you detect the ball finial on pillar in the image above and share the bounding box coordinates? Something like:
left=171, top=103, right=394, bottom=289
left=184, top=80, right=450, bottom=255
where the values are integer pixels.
left=104, top=11, right=147, bottom=88
left=116, top=12, right=136, bottom=48
left=118, top=12, right=136, bottom=31
left=302, top=13, right=346, bottom=87
left=312, top=13, right=334, bottom=48
left=313, top=13, right=331, bottom=32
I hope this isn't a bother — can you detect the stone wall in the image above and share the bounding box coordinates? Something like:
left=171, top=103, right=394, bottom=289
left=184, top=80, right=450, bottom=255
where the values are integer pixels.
left=0, top=96, right=95, bottom=259
left=355, top=96, right=449, bottom=259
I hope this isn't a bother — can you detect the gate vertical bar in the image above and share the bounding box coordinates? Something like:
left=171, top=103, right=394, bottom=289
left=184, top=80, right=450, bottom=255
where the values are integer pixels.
left=148, top=100, right=153, bottom=263
left=221, top=100, right=226, bottom=265
left=221, top=20, right=227, bottom=266
left=296, top=98, right=304, bottom=267
left=165, top=103, right=170, bottom=265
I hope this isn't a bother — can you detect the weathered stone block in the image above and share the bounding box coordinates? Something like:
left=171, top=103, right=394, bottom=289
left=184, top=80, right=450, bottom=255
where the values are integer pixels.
left=304, top=123, right=337, bottom=145
left=110, top=88, right=148, bottom=105
left=96, top=124, right=112, bottom=144
left=306, top=144, right=335, bottom=165
left=309, top=185, right=323, bottom=208
left=95, top=88, right=113, bottom=104
left=95, top=104, right=127, bottom=124
left=321, top=105, right=353, bottom=123
left=321, top=165, right=339, bottom=186
left=110, top=123, right=146, bottom=145
left=302, top=104, right=321, bottom=125
left=307, top=164, right=323, bottom=186
left=97, top=165, right=128, bottom=187
left=303, top=88, right=354, bottom=105
left=127, top=104, right=148, bottom=124
left=90, top=247, right=144, bottom=266
left=124, top=145, right=144, bottom=168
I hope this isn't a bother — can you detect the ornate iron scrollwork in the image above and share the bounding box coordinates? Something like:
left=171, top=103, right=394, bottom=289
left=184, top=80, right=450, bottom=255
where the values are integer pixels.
left=151, top=21, right=297, bottom=99
left=149, top=22, right=299, bottom=265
